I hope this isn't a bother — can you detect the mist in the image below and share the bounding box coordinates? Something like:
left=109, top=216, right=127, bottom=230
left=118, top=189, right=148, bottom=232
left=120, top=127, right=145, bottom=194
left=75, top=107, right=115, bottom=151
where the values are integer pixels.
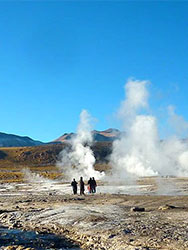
left=58, top=110, right=104, bottom=181
left=110, top=79, right=188, bottom=180
left=22, top=168, right=53, bottom=183
left=57, top=79, right=188, bottom=183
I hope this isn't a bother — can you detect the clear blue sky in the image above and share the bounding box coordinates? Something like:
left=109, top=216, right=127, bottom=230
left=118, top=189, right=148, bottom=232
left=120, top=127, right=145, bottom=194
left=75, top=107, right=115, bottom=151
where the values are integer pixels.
left=0, top=1, right=188, bottom=142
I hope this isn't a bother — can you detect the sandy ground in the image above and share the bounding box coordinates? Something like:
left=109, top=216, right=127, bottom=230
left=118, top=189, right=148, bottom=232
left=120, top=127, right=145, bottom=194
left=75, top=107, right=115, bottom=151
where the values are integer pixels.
left=0, top=177, right=188, bottom=249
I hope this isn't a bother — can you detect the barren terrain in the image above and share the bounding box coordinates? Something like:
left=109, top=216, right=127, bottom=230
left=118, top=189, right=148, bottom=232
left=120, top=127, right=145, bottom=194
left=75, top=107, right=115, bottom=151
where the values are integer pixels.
left=0, top=178, right=188, bottom=250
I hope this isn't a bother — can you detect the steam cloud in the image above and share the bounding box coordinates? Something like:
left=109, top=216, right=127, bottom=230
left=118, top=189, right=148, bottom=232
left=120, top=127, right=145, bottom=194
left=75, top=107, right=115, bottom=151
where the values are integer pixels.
left=58, top=79, right=188, bottom=182
left=58, top=110, right=104, bottom=181
left=22, top=168, right=53, bottom=183
left=168, top=105, right=188, bottom=137
left=110, top=79, right=188, bottom=179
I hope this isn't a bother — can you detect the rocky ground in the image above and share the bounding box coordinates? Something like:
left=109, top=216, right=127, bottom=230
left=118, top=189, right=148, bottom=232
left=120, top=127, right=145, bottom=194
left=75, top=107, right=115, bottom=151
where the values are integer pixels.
left=0, top=178, right=188, bottom=250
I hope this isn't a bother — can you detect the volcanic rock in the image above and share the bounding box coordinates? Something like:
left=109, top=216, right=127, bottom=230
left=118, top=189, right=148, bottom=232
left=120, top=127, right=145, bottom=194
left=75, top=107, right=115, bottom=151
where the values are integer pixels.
left=130, top=207, right=145, bottom=212
left=158, top=204, right=176, bottom=210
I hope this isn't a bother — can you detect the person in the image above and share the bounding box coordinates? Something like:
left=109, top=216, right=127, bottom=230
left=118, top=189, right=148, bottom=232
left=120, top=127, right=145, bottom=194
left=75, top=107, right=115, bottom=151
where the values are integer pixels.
left=71, top=178, right=78, bottom=195
left=80, top=177, right=85, bottom=195
left=87, top=177, right=92, bottom=194
left=91, top=177, right=97, bottom=193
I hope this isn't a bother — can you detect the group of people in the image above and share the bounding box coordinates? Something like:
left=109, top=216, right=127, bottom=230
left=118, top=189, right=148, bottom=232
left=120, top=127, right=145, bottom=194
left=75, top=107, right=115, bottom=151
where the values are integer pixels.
left=71, top=177, right=97, bottom=195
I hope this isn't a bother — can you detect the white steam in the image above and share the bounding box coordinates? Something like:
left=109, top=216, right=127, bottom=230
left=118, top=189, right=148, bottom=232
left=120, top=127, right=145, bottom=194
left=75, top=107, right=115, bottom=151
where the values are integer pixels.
left=110, top=79, right=188, bottom=179
left=58, top=110, right=104, bottom=181
left=22, top=168, right=53, bottom=183
left=118, top=79, right=149, bottom=128
left=168, top=105, right=188, bottom=137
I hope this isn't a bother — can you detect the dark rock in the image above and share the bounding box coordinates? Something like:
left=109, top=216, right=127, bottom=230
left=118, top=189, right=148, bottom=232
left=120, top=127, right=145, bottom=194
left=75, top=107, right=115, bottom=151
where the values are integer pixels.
left=108, top=234, right=116, bottom=239
left=131, top=207, right=145, bottom=212
left=158, top=204, right=176, bottom=210
left=123, top=229, right=132, bottom=234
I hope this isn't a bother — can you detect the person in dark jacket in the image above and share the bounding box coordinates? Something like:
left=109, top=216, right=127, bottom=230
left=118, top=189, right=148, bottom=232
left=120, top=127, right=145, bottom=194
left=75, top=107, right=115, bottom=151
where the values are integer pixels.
left=91, top=177, right=97, bottom=193
left=71, top=178, right=78, bottom=195
left=80, top=177, right=85, bottom=195
left=87, top=177, right=92, bottom=193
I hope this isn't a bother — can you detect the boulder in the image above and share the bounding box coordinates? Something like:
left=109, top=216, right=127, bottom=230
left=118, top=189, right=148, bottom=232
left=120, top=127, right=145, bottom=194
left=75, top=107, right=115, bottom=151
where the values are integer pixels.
left=130, top=206, right=145, bottom=212
left=158, top=204, right=176, bottom=210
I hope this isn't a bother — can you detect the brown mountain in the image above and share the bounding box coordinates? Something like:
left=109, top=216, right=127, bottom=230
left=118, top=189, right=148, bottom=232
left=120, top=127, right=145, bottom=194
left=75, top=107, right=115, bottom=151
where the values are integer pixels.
left=54, top=128, right=120, bottom=143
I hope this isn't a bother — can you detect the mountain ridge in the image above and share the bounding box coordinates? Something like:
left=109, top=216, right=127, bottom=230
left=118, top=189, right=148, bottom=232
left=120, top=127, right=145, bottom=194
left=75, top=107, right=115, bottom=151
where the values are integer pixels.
left=0, top=132, right=43, bottom=147
left=54, top=128, right=120, bottom=143
left=0, top=128, right=120, bottom=147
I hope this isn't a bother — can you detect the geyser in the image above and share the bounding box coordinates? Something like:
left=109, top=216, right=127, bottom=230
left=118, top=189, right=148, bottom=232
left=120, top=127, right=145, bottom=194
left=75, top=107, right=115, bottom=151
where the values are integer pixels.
left=110, top=79, right=188, bottom=179
left=58, top=110, right=104, bottom=181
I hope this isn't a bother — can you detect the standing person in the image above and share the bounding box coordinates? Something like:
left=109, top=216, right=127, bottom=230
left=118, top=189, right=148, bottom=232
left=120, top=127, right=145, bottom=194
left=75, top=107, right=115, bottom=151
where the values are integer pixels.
left=80, top=177, right=85, bottom=195
left=71, top=178, right=78, bottom=195
left=91, top=177, right=97, bottom=193
left=87, top=177, right=92, bottom=194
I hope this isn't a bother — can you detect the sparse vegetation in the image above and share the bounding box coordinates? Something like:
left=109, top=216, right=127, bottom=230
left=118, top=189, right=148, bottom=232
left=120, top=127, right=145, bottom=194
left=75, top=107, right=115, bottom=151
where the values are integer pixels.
left=0, top=142, right=112, bottom=182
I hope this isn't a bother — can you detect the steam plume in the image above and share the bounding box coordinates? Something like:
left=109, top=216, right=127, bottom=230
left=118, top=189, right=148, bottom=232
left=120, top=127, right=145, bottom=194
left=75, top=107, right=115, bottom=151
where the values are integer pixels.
left=118, top=79, right=149, bottom=128
left=168, top=105, right=188, bottom=137
left=58, top=110, right=104, bottom=181
left=110, top=79, right=188, bottom=179
left=22, top=168, right=53, bottom=183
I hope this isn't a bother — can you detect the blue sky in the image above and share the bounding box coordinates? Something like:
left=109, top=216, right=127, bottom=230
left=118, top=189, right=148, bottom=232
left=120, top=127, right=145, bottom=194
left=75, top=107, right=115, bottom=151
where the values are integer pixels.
left=0, top=1, right=188, bottom=142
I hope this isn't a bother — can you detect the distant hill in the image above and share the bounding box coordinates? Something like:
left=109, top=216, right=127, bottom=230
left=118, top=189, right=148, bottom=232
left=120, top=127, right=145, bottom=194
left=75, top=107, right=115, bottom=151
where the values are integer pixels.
left=0, top=132, right=43, bottom=147
left=54, top=133, right=75, bottom=142
left=93, top=128, right=120, bottom=142
left=0, top=128, right=120, bottom=148
left=0, top=142, right=111, bottom=170
left=54, top=128, right=120, bottom=143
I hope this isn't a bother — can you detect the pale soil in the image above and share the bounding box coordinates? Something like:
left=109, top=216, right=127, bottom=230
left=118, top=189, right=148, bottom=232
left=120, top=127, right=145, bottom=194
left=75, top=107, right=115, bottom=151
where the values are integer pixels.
left=0, top=178, right=188, bottom=250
